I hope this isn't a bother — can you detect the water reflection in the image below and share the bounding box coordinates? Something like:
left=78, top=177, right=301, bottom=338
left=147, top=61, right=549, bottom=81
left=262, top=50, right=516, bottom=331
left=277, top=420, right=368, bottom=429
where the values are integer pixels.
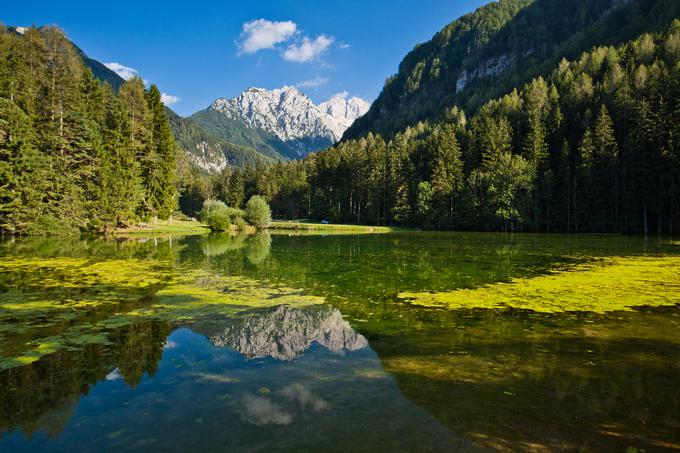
left=0, top=232, right=679, bottom=451
left=195, top=305, right=368, bottom=360
left=0, top=319, right=172, bottom=439
left=0, top=310, right=471, bottom=452
left=199, top=231, right=272, bottom=265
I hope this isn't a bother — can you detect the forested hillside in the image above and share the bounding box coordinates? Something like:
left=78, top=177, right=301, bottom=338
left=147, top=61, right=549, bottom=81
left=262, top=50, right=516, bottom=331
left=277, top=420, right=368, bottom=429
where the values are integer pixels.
left=190, top=108, right=290, bottom=161
left=0, top=26, right=177, bottom=234
left=345, top=0, right=680, bottom=140
left=189, top=23, right=680, bottom=233
left=166, top=108, right=273, bottom=172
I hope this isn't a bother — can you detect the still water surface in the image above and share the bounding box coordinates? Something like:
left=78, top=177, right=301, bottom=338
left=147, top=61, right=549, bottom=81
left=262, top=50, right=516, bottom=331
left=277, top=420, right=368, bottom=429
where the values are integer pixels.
left=0, top=232, right=679, bottom=452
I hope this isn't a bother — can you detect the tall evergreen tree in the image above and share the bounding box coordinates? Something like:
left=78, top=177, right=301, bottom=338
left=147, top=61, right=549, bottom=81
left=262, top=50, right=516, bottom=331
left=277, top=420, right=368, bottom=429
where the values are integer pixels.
left=145, top=84, right=177, bottom=220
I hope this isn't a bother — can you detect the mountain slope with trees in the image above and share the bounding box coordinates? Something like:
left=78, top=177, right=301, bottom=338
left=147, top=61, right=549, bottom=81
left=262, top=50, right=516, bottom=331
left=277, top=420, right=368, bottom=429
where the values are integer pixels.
left=166, top=108, right=273, bottom=172
left=344, top=0, right=680, bottom=141
left=197, top=21, right=680, bottom=234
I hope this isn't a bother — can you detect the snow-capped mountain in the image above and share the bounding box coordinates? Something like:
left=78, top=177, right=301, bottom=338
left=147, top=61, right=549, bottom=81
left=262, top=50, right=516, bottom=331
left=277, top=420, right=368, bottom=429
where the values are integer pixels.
left=318, top=93, right=371, bottom=139
left=205, top=86, right=369, bottom=157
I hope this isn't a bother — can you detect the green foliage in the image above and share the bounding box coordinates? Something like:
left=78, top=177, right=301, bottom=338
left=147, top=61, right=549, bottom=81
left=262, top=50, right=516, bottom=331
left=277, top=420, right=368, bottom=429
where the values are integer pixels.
left=200, top=199, right=248, bottom=231
left=244, top=195, right=272, bottom=228
left=345, top=0, right=680, bottom=141
left=200, top=200, right=232, bottom=231
left=25, top=215, right=80, bottom=237
left=0, top=26, right=179, bottom=234
left=189, top=23, right=680, bottom=234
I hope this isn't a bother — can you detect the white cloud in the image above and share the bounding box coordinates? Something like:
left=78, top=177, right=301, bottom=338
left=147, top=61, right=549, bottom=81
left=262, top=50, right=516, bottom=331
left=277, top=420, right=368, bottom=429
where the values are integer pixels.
left=331, top=91, right=349, bottom=100
left=237, top=19, right=298, bottom=55
left=104, top=62, right=140, bottom=80
left=161, top=93, right=180, bottom=106
left=339, top=42, right=350, bottom=49
left=105, top=368, right=122, bottom=381
left=295, top=77, right=329, bottom=88
left=283, top=34, right=334, bottom=63
left=240, top=395, right=293, bottom=426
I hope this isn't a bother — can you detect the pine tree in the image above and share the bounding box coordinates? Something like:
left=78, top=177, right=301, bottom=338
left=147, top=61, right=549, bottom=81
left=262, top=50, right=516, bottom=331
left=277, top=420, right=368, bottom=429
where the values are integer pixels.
left=119, top=77, right=151, bottom=159
left=591, top=105, right=619, bottom=230
left=0, top=98, right=46, bottom=233
left=145, top=84, right=177, bottom=220
left=96, top=85, right=142, bottom=230
left=429, top=124, right=464, bottom=226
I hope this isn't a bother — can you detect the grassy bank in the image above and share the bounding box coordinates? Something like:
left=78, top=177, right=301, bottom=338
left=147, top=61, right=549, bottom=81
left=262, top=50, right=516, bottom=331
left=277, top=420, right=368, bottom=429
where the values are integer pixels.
left=115, top=219, right=210, bottom=235
left=269, top=220, right=400, bottom=234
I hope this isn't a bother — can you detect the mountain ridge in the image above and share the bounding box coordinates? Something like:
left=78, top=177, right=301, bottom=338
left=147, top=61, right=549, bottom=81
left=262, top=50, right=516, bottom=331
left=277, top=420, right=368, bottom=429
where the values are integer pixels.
left=343, top=0, right=680, bottom=140
left=197, top=86, right=369, bottom=159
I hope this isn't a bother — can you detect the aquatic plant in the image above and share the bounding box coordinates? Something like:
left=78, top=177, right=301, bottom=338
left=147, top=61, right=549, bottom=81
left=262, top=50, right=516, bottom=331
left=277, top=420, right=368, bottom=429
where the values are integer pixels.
left=0, top=254, right=322, bottom=369
left=399, top=256, right=680, bottom=313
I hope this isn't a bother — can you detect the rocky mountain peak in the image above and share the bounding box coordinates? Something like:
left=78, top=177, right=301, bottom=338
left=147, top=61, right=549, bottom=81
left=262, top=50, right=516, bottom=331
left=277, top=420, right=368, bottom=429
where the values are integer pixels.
left=207, top=86, right=370, bottom=156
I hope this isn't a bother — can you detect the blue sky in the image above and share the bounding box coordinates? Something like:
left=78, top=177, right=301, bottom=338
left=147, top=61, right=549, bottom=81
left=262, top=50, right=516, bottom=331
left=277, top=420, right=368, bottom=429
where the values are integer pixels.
left=3, top=0, right=487, bottom=116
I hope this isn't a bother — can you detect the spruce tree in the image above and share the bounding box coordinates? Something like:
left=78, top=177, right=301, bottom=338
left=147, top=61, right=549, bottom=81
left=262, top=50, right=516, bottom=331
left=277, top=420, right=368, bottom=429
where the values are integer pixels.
left=592, top=105, right=619, bottom=230
left=145, top=84, right=177, bottom=220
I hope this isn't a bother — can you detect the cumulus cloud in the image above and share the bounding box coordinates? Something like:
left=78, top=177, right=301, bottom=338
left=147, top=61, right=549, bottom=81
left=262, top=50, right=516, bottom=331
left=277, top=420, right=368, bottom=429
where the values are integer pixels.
left=280, top=383, right=329, bottom=411
left=295, top=77, right=329, bottom=88
left=104, top=62, right=140, bottom=80
left=283, top=34, right=334, bottom=63
left=331, top=91, right=349, bottom=100
left=339, top=42, right=350, bottom=49
left=161, top=93, right=180, bottom=106
left=237, top=19, right=298, bottom=55
left=105, top=368, right=122, bottom=381
left=240, top=395, right=293, bottom=426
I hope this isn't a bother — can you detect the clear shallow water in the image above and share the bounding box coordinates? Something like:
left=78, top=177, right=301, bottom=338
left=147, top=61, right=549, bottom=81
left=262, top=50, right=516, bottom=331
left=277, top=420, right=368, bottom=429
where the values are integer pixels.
left=0, top=232, right=679, bottom=452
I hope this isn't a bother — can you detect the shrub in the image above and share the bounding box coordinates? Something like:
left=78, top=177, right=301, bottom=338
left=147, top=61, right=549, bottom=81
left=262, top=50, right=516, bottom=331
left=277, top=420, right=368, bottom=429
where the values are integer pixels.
left=244, top=196, right=271, bottom=229
left=234, top=217, right=248, bottom=231
left=200, top=200, right=232, bottom=231
left=224, top=207, right=245, bottom=224
left=26, top=215, right=80, bottom=237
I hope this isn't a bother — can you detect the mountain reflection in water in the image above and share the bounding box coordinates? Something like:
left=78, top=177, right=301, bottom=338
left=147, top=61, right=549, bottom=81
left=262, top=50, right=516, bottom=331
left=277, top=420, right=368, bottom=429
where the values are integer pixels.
left=1, top=232, right=679, bottom=452
left=198, top=305, right=368, bottom=360
left=0, top=305, right=471, bottom=453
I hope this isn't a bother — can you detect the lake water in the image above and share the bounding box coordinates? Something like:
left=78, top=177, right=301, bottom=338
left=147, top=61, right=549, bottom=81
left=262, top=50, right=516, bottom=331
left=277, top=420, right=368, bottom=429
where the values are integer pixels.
left=0, top=232, right=679, bottom=452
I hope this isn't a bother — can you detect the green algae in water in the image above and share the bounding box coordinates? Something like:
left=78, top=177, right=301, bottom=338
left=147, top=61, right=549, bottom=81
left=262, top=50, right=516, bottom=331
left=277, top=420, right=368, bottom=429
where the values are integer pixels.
left=0, top=251, right=322, bottom=370
left=399, top=256, right=680, bottom=313
left=1, top=233, right=680, bottom=452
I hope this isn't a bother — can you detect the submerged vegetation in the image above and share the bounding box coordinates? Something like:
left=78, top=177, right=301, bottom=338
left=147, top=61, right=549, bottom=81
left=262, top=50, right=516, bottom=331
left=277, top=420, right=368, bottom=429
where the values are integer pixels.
left=0, top=232, right=678, bottom=451
left=0, top=232, right=323, bottom=370
left=399, top=255, right=680, bottom=313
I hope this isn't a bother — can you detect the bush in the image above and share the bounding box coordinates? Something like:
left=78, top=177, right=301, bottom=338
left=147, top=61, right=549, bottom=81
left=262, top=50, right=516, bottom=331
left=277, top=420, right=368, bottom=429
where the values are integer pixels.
left=234, top=217, right=248, bottom=231
left=224, top=207, right=245, bottom=223
left=244, top=196, right=271, bottom=229
left=200, top=200, right=249, bottom=231
left=26, top=215, right=80, bottom=237
left=201, top=200, right=231, bottom=231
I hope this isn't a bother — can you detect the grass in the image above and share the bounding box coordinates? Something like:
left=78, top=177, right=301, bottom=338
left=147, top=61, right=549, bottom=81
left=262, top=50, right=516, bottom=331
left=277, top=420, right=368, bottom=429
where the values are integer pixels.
left=115, top=219, right=210, bottom=235
left=399, top=255, right=680, bottom=313
left=269, top=220, right=400, bottom=234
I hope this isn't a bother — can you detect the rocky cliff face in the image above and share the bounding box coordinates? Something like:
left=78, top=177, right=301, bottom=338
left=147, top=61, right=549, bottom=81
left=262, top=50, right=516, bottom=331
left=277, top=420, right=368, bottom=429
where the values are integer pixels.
left=207, top=86, right=369, bottom=157
left=202, top=305, right=368, bottom=361
left=318, top=93, right=371, bottom=140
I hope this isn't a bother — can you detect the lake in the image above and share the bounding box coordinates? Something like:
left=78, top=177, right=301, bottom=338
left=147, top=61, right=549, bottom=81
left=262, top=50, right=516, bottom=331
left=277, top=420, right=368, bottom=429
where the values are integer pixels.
left=0, top=232, right=679, bottom=452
